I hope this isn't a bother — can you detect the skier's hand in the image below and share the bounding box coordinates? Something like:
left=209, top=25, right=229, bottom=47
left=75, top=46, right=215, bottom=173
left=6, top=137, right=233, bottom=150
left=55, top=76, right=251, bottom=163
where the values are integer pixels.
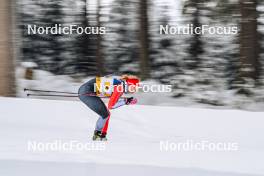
left=125, top=97, right=137, bottom=105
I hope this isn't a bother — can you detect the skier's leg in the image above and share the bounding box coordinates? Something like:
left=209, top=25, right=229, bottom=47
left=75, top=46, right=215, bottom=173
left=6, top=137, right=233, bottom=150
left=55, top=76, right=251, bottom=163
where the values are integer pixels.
left=78, top=79, right=109, bottom=119
left=79, top=80, right=110, bottom=140
left=79, top=94, right=109, bottom=119
left=95, top=116, right=108, bottom=132
left=101, top=100, right=114, bottom=134
left=101, top=116, right=110, bottom=134
left=79, top=95, right=110, bottom=140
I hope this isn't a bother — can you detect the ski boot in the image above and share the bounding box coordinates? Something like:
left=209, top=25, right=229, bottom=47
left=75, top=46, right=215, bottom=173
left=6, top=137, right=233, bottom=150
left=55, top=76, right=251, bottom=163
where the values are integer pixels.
left=92, top=130, right=107, bottom=141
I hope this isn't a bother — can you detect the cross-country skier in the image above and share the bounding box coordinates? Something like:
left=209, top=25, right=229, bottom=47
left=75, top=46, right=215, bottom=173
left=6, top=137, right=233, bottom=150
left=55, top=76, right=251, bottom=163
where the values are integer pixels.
left=78, top=75, right=139, bottom=141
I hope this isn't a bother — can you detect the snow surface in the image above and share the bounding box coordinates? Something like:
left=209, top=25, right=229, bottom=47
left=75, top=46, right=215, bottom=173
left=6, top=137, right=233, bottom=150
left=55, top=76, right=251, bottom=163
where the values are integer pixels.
left=0, top=97, right=264, bottom=176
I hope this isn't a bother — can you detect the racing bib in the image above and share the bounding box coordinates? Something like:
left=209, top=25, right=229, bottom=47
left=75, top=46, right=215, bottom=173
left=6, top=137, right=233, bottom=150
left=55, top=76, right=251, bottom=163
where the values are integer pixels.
left=95, top=76, right=114, bottom=97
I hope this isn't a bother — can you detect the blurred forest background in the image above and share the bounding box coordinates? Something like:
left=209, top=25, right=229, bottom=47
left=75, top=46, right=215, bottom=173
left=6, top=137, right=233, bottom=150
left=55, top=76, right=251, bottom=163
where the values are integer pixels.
left=1, top=0, right=264, bottom=108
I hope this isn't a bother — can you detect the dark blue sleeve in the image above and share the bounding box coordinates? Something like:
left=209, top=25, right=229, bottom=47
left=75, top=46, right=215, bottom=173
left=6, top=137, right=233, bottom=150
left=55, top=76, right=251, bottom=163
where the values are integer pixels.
left=113, top=78, right=122, bottom=85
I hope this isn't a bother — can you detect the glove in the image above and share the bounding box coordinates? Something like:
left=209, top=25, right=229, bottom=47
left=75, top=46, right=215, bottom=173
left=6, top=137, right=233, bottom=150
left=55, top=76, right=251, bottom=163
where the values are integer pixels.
left=125, top=97, right=137, bottom=105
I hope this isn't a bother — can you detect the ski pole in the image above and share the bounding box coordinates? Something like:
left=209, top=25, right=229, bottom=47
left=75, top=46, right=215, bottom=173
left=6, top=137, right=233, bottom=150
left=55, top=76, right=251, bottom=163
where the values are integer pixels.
left=27, top=94, right=79, bottom=98
left=27, top=93, right=109, bottom=98
left=27, top=93, right=127, bottom=99
left=24, top=88, right=93, bottom=96
left=24, top=88, right=78, bottom=95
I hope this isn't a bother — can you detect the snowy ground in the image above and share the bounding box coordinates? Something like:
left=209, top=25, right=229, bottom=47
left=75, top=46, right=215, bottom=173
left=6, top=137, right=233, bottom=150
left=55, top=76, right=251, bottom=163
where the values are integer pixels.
left=0, top=97, right=264, bottom=176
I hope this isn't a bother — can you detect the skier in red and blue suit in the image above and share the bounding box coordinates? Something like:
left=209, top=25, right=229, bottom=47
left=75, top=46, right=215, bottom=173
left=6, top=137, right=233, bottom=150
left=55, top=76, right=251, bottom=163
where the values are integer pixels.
left=78, top=75, right=139, bottom=140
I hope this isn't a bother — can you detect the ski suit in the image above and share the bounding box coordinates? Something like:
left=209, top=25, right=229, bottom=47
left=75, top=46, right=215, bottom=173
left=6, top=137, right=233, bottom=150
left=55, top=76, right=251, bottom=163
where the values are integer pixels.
left=78, top=77, right=126, bottom=132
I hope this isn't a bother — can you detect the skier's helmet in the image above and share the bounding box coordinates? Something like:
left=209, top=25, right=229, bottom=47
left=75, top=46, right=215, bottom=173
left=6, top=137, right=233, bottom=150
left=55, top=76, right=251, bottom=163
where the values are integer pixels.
left=125, top=78, right=139, bottom=93
left=126, top=78, right=139, bottom=86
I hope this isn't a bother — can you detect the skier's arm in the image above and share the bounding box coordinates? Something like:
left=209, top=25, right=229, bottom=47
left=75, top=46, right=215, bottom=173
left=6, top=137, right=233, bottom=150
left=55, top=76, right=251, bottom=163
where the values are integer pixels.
left=111, top=99, right=126, bottom=109
left=111, top=97, right=137, bottom=109
left=108, top=85, right=124, bottom=110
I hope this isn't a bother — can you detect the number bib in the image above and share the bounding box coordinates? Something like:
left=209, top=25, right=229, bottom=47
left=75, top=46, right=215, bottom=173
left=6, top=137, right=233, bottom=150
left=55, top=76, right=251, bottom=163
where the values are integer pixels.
left=95, top=77, right=114, bottom=97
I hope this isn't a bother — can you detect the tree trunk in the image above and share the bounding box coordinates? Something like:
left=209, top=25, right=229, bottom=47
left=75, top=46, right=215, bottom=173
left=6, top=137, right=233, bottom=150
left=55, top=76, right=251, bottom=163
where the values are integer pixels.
left=188, top=3, right=203, bottom=70
left=96, top=0, right=105, bottom=76
left=139, top=0, right=150, bottom=80
left=239, top=0, right=260, bottom=82
left=0, top=0, right=16, bottom=96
